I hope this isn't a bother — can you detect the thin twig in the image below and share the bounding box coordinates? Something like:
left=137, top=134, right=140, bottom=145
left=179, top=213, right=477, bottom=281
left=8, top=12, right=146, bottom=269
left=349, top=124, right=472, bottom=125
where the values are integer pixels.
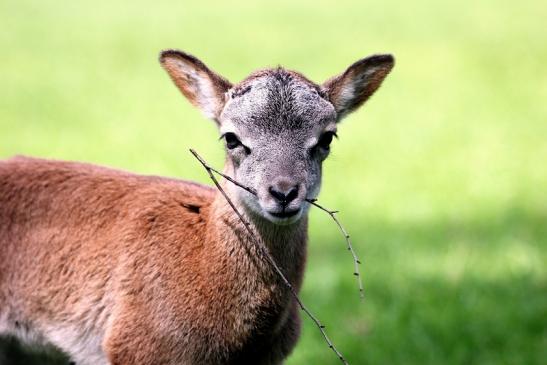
left=305, top=199, right=364, bottom=300
left=190, top=150, right=364, bottom=300
left=190, top=148, right=349, bottom=365
left=191, top=151, right=257, bottom=196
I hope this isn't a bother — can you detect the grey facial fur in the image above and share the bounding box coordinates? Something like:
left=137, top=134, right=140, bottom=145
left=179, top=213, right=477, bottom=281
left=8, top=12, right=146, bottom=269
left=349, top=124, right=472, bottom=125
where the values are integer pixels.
left=220, top=69, right=337, bottom=224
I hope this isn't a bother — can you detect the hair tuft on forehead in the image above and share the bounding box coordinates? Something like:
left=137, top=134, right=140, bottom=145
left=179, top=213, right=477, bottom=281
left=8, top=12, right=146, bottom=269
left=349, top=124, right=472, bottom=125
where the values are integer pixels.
left=231, top=67, right=325, bottom=100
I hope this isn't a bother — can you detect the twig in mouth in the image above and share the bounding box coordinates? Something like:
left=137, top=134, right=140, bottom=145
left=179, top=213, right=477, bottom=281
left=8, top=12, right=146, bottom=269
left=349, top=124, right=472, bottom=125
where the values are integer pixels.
left=190, top=149, right=364, bottom=300
left=190, top=148, right=349, bottom=365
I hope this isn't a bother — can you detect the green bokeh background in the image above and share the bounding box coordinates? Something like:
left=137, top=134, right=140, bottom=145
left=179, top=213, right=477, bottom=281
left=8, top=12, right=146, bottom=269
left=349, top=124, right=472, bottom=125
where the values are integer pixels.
left=1, top=0, right=546, bottom=364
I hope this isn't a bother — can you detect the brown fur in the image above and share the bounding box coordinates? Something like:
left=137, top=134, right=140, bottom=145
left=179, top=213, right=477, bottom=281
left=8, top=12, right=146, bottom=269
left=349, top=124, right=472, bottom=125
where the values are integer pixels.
left=159, top=50, right=232, bottom=122
left=323, top=54, right=394, bottom=117
left=0, top=156, right=307, bottom=364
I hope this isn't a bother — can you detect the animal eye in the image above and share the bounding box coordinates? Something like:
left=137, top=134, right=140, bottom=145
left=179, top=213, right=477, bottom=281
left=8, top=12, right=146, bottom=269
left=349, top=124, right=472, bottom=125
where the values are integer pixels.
left=224, top=133, right=241, bottom=150
left=223, top=133, right=251, bottom=154
left=317, top=131, right=336, bottom=150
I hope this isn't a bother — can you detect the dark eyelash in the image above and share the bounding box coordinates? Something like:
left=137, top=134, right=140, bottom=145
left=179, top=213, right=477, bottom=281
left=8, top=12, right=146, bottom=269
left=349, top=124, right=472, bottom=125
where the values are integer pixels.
left=221, top=133, right=251, bottom=154
left=318, top=131, right=337, bottom=150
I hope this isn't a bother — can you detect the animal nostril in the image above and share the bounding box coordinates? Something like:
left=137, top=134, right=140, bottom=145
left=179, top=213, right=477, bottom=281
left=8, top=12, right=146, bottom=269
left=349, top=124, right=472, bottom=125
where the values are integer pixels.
left=269, top=186, right=287, bottom=203
left=268, top=185, right=299, bottom=205
left=286, top=186, right=299, bottom=203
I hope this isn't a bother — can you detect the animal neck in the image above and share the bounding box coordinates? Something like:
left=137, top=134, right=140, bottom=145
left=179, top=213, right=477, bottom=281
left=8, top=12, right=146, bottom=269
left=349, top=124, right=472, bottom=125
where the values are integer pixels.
left=206, top=167, right=308, bottom=288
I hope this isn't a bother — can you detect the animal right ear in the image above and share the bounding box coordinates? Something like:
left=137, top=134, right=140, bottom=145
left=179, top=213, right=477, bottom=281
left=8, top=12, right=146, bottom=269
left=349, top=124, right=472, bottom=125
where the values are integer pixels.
left=159, top=50, right=232, bottom=122
left=322, top=54, right=394, bottom=121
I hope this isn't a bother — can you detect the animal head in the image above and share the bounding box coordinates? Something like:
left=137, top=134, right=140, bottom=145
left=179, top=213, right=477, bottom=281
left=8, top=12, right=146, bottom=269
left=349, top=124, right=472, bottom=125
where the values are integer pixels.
left=160, top=50, right=394, bottom=225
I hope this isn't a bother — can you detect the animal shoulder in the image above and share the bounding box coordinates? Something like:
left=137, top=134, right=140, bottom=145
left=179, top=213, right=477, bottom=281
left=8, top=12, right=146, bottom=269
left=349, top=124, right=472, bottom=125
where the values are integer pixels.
left=0, top=156, right=216, bottom=219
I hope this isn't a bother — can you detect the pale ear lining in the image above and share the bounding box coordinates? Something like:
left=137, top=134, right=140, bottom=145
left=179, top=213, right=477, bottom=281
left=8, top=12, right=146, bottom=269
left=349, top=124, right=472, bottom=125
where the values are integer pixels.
left=323, top=54, right=394, bottom=120
left=159, top=49, right=232, bottom=121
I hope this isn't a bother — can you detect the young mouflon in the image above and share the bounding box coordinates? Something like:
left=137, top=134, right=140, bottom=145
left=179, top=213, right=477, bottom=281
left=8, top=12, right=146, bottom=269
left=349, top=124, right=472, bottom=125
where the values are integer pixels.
left=0, top=50, right=394, bottom=364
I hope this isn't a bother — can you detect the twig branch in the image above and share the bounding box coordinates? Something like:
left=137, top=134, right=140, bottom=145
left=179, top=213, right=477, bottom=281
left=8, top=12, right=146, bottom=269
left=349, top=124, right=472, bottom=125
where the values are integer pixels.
left=305, top=199, right=364, bottom=300
left=189, top=150, right=364, bottom=300
left=190, top=148, right=349, bottom=365
left=191, top=151, right=258, bottom=196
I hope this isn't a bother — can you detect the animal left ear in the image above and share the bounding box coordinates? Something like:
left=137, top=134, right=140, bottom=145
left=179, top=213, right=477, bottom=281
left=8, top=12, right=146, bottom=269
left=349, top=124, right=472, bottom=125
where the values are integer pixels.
left=322, top=54, right=394, bottom=121
left=159, top=49, right=232, bottom=122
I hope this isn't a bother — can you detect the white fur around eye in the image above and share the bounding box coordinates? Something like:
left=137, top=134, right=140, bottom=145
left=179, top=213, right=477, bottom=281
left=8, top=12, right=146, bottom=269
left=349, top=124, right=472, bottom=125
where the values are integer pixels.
left=219, top=120, right=236, bottom=136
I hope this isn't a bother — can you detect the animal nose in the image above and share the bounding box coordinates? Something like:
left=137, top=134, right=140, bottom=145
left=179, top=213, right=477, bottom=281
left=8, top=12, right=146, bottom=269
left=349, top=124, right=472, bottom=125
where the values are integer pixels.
left=268, top=184, right=299, bottom=206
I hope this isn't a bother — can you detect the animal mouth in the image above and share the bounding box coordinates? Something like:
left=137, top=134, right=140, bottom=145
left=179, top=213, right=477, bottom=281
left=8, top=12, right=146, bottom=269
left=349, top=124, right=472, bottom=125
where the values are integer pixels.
left=270, top=209, right=300, bottom=219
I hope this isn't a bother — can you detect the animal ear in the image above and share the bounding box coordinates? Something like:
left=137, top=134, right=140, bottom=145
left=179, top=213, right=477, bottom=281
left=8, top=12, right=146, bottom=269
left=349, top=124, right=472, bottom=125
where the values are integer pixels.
left=159, top=50, right=232, bottom=122
left=322, top=54, right=394, bottom=121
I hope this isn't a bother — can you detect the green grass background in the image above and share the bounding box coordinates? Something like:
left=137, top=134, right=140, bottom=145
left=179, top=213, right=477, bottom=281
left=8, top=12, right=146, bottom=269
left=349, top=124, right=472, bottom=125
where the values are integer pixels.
left=1, top=0, right=546, bottom=364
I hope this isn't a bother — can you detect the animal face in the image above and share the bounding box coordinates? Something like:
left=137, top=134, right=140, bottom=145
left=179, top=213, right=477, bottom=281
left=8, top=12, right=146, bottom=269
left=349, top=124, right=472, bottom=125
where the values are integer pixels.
left=218, top=69, right=336, bottom=224
left=160, top=50, right=394, bottom=225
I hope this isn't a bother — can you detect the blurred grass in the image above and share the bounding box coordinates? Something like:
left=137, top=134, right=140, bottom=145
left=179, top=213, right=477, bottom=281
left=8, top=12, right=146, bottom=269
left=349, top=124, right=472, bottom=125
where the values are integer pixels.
left=1, top=0, right=546, bottom=364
